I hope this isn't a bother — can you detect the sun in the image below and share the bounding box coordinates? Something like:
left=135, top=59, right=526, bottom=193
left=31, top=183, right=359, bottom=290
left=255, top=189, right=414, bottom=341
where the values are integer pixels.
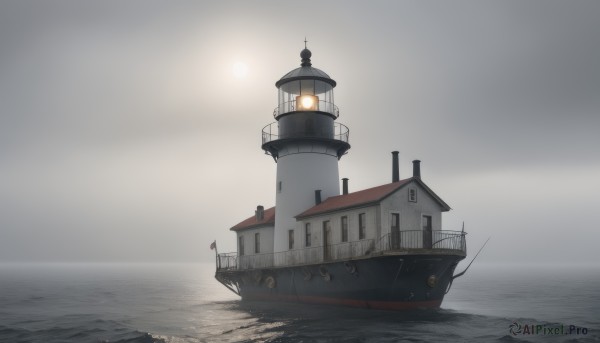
left=232, top=62, right=248, bottom=78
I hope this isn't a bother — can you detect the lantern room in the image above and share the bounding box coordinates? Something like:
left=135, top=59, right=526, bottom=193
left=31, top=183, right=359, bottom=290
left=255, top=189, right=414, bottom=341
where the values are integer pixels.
left=274, top=48, right=338, bottom=118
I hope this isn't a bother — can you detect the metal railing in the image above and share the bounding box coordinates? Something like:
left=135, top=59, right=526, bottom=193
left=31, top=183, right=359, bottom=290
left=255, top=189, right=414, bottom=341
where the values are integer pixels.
left=376, top=230, right=467, bottom=254
left=224, top=239, right=375, bottom=271
left=273, top=100, right=339, bottom=118
left=262, top=122, right=349, bottom=146
left=216, top=252, right=238, bottom=271
left=216, top=230, right=466, bottom=271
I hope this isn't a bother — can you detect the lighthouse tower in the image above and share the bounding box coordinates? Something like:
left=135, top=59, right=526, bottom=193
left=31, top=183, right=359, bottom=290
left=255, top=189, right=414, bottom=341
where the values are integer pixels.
left=262, top=46, right=350, bottom=255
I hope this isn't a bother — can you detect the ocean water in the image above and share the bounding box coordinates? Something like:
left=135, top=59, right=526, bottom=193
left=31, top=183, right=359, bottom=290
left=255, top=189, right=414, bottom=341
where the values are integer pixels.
left=0, top=263, right=598, bottom=342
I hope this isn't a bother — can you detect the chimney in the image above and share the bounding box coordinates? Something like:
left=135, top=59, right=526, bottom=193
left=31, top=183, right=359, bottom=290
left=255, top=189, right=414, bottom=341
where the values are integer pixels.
left=255, top=205, right=264, bottom=220
left=412, top=160, right=421, bottom=179
left=392, top=151, right=400, bottom=182
left=342, top=178, right=349, bottom=195
left=315, top=190, right=322, bottom=205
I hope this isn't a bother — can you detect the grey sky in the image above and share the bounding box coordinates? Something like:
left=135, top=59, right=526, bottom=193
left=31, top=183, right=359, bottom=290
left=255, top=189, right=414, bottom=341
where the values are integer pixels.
left=0, top=1, right=599, bottom=265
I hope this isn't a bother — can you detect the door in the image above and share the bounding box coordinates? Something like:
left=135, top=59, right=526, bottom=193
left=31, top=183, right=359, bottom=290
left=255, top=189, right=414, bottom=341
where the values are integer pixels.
left=323, top=220, right=332, bottom=261
left=391, top=213, right=400, bottom=249
left=423, top=215, right=432, bottom=249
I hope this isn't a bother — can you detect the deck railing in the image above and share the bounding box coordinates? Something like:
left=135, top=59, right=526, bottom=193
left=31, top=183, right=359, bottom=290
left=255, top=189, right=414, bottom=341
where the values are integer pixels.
left=215, top=252, right=238, bottom=271
left=216, top=230, right=466, bottom=271
left=376, top=230, right=467, bottom=253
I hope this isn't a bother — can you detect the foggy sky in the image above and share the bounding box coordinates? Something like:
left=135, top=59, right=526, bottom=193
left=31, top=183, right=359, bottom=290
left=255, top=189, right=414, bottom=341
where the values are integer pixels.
left=1, top=1, right=599, bottom=265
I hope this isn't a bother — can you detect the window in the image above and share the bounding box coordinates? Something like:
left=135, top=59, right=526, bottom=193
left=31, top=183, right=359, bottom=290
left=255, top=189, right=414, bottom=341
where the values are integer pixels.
left=358, top=213, right=366, bottom=240
left=254, top=233, right=260, bottom=254
left=239, top=236, right=245, bottom=256
left=288, top=229, right=294, bottom=250
left=305, top=223, right=311, bottom=247
left=341, top=216, right=348, bottom=242
left=408, top=188, right=417, bottom=202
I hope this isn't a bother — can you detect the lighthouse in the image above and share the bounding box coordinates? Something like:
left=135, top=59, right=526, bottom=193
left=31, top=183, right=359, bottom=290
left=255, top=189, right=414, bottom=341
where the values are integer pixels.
left=261, top=46, right=350, bottom=255
left=217, top=45, right=468, bottom=309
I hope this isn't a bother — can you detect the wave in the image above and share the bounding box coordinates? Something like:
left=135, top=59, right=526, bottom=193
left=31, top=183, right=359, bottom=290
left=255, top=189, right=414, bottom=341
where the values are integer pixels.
left=0, top=323, right=168, bottom=343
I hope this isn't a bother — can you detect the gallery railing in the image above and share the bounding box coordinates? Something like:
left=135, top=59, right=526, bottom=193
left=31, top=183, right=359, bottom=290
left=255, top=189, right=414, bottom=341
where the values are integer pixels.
left=261, top=121, right=349, bottom=145
left=216, top=230, right=466, bottom=271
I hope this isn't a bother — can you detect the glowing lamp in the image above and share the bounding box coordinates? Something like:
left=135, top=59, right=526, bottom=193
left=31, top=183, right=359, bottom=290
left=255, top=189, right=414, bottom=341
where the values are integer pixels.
left=296, top=95, right=318, bottom=111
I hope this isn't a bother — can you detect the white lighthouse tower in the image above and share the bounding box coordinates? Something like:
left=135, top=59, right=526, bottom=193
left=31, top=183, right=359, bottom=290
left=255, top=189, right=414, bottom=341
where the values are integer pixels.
left=261, top=46, right=350, bottom=256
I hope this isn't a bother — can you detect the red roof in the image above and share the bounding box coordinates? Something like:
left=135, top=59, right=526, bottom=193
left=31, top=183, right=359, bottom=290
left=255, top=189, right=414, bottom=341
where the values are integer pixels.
left=296, top=178, right=450, bottom=219
left=296, top=179, right=412, bottom=219
left=230, top=206, right=275, bottom=231
left=229, top=178, right=450, bottom=230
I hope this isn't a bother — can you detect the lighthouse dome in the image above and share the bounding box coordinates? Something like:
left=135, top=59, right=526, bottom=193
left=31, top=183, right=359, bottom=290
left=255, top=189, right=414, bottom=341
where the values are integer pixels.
left=276, top=66, right=336, bottom=88
left=275, top=48, right=336, bottom=88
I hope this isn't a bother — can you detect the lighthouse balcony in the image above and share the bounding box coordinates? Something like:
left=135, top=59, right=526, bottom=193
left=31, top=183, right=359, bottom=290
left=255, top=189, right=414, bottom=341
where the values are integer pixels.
left=262, top=121, right=349, bottom=144
left=273, top=100, right=339, bottom=118
left=216, top=230, right=466, bottom=271
left=262, top=121, right=350, bottom=159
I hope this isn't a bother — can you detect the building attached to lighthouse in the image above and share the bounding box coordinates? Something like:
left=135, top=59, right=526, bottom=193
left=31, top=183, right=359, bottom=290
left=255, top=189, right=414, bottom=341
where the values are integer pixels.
left=215, top=47, right=468, bottom=310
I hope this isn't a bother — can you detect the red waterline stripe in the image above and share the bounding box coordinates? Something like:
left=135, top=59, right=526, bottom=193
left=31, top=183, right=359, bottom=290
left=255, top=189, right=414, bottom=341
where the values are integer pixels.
left=243, top=293, right=442, bottom=310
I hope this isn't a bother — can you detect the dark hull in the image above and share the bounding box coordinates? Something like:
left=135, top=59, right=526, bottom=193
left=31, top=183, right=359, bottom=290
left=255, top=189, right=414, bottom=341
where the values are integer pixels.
left=215, top=253, right=465, bottom=310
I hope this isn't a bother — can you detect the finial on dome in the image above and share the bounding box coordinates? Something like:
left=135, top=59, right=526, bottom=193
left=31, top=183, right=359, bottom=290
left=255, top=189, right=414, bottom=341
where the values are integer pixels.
left=300, top=38, right=312, bottom=67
